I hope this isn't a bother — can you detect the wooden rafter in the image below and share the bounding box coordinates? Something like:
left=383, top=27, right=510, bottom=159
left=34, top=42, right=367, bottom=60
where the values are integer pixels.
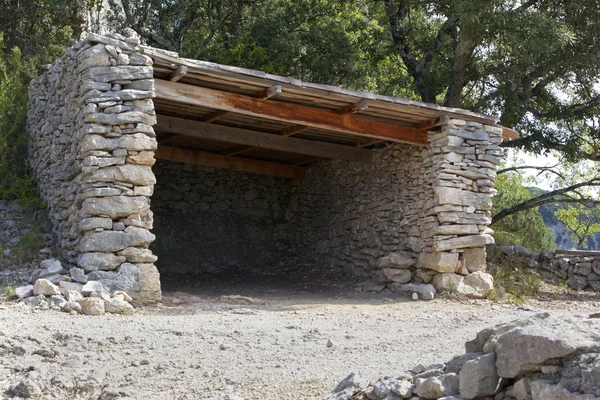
left=156, top=115, right=372, bottom=163
left=155, top=145, right=304, bottom=179
left=201, top=110, right=229, bottom=123
left=154, top=79, right=428, bottom=145
left=169, top=65, right=188, bottom=82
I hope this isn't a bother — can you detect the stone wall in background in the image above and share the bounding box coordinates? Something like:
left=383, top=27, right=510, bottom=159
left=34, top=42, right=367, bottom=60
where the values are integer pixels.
left=151, top=161, right=298, bottom=276
left=288, top=144, right=422, bottom=278
left=498, top=246, right=600, bottom=291
left=150, top=144, right=422, bottom=279
left=28, top=33, right=160, bottom=303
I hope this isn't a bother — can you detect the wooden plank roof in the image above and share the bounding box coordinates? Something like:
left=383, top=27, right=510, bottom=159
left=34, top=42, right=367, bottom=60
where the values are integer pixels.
left=142, top=45, right=517, bottom=179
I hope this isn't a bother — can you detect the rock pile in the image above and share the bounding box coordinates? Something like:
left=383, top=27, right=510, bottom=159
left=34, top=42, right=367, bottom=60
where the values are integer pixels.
left=14, top=258, right=135, bottom=315
left=322, top=312, right=600, bottom=400
left=498, top=246, right=600, bottom=291
left=359, top=251, right=495, bottom=300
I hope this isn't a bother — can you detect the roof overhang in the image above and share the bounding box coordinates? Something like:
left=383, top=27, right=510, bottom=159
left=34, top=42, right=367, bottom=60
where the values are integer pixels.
left=142, top=46, right=518, bottom=179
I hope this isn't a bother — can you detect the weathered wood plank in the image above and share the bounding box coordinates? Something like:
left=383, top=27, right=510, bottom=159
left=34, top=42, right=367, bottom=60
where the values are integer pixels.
left=155, top=115, right=372, bottom=162
left=156, top=145, right=305, bottom=179
left=154, top=79, right=428, bottom=145
left=201, top=110, right=229, bottom=123
left=169, top=65, right=188, bottom=82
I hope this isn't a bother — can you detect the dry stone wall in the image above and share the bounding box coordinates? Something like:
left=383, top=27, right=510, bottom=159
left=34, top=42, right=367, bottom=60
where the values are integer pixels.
left=27, top=32, right=507, bottom=299
left=28, top=33, right=160, bottom=303
left=498, top=246, right=600, bottom=291
left=150, top=160, right=298, bottom=276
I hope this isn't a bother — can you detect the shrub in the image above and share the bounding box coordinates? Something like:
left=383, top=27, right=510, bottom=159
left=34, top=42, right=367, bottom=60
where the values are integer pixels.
left=487, top=257, right=542, bottom=303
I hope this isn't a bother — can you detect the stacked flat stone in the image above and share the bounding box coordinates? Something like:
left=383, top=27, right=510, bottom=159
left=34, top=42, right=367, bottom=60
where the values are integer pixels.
left=28, top=33, right=160, bottom=304
left=500, top=247, right=600, bottom=291
left=410, top=120, right=502, bottom=293
left=28, top=32, right=506, bottom=298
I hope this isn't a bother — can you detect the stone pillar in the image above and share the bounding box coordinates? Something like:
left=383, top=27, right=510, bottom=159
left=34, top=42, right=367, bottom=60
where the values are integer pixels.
left=28, top=33, right=161, bottom=304
left=412, top=119, right=503, bottom=280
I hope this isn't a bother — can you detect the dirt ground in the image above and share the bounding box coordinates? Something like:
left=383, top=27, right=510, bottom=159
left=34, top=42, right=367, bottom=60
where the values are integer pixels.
left=1, top=278, right=599, bottom=400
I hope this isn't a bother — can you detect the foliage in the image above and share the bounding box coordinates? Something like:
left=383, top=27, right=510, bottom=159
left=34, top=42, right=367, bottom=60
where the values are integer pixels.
left=13, top=228, right=45, bottom=264
left=4, top=286, right=16, bottom=300
left=381, top=0, right=600, bottom=163
left=492, top=170, right=556, bottom=251
left=487, top=256, right=542, bottom=304
left=0, top=1, right=83, bottom=206
left=555, top=204, right=600, bottom=249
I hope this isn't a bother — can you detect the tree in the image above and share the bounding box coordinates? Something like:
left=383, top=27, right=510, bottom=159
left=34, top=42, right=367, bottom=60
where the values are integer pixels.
left=491, top=159, right=600, bottom=224
left=106, top=0, right=257, bottom=58
left=0, top=1, right=86, bottom=204
left=491, top=168, right=556, bottom=251
left=555, top=204, right=600, bottom=249
left=381, top=0, right=600, bottom=163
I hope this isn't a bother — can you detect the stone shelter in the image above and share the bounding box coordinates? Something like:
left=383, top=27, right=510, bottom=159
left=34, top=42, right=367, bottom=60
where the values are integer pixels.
left=26, top=33, right=517, bottom=303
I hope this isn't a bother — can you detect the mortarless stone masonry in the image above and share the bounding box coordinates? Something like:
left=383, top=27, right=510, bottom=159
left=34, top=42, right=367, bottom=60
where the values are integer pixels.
left=28, top=33, right=161, bottom=304
left=28, top=33, right=506, bottom=301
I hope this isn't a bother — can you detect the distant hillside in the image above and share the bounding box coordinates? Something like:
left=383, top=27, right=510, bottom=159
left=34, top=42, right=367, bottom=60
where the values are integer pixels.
left=526, top=187, right=600, bottom=250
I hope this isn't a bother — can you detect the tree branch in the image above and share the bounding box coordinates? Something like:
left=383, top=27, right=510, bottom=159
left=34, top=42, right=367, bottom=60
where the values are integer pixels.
left=497, top=164, right=564, bottom=179
left=492, top=178, right=600, bottom=224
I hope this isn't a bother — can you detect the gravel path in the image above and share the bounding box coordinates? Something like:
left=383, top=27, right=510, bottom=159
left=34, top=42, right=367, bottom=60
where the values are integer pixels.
left=1, top=283, right=599, bottom=400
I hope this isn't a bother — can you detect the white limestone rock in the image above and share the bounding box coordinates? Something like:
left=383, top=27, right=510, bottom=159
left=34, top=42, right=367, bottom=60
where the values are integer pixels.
left=459, top=353, right=500, bottom=399
left=63, top=290, right=84, bottom=303
left=33, top=279, right=61, bottom=296
left=105, top=295, right=135, bottom=314
left=80, top=133, right=157, bottom=152
left=417, top=251, right=460, bottom=273
left=83, top=65, right=153, bottom=83
left=482, top=313, right=599, bottom=378
left=117, top=247, right=157, bottom=263
left=414, top=373, right=460, bottom=399
left=87, top=164, right=156, bottom=186
left=70, top=267, right=88, bottom=284
left=380, top=268, right=412, bottom=284
left=462, top=247, right=487, bottom=272
left=81, top=281, right=105, bottom=296
left=433, top=234, right=494, bottom=252
left=530, top=380, right=598, bottom=400
left=78, top=44, right=111, bottom=71
left=80, top=298, right=105, bottom=316
left=433, top=273, right=464, bottom=293
left=14, top=285, right=33, bottom=299
left=39, top=258, right=65, bottom=277
left=79, top=217, right=113, bottom=231
left=49, top=295, right=68, bottom=309
left=78, top=252, right=126, bottom=271
left=378, top=251, right=417, bottom=269
left=457, top=272, right=494, bottom=299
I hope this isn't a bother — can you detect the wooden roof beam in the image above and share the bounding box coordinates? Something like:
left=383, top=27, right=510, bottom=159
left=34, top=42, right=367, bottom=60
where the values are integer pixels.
left=155, top=115, right=372, bottom=163
left=154, top=79, right=428, bottom=145
left=199, top=85, right=282, bottom=125
left=169, top=65, right=188, bottom=82
left=281, top=99, right=369, bottom=138
left=155, top=145, right=304, bottom=179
